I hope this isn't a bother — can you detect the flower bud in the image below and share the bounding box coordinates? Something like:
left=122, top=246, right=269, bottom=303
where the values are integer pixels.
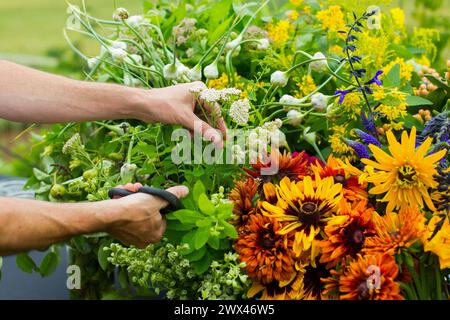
left=187, top=64, right=202, bottom=81
left=256, top=38, right=270, bottom=50
left=270, top=130, right=287, bottom=147
left=50, top=184, right=66, bottom=198
left=163, top=63, right=178, bottom=80
left=280, top=94, right=304, bottom=106
left=113, top=7, right=129, bottom=21
left=310, top=52, right=328, bottom=72
left=87, top=57, right=99, bottom=70
left=270, top=70, right=289, bottom=87
left=120, top=163, right=137, bottom=183
left=226, top=35, right=243, bottom=51
left=111, top=41, right=127, bottom=50
left=310, top=93, right=329, bottom=111
left=126, top=15, right=145, bottom=28
left=204, top=62, right=219, bottom=79
left=110, top=48, right=127, bottom=63
left=287, top=110, right=304, bottom=126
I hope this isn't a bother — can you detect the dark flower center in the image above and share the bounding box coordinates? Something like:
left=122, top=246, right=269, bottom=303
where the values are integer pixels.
left=397, top=165, right=418, bottom=186
left=258, top=230, right=277, bottom=249
left=303, top=263, right=329, bottom=299
left=301, top=202, right=318, bottom=214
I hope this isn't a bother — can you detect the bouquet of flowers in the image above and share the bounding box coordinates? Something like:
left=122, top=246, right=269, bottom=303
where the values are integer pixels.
left=22, top=0, right=449, bottom=300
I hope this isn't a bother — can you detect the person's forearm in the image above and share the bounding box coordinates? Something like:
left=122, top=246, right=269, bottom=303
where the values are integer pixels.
left=0, top=197, right=118, bottom=256
left=0, top=60, right=166, bottom=124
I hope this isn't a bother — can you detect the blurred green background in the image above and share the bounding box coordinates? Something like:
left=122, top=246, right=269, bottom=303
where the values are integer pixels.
left=0, top=0, right=449, bottom=176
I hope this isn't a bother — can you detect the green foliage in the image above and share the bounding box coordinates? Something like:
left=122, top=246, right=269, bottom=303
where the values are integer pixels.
left=166, top=180, right=236, bottom=274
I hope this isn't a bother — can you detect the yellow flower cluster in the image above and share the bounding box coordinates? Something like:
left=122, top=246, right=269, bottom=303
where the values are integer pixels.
left=287, top=10, right=300, bottom=21
left=374, top=89, right=408, bottom=130
left=412, top=27, right=440, bottom=61
left=424, top=216, right=450, bottom=269
left=267, top=20, right=291, bottom=48
left=295, top=75, right=317, bottom=97
left=390, top=7, right=405, bottom=30
left=316, top=5, right=346, bottom=34
left=356, top=31, right=389, bottom=67
left=372, top=85, right=387, bottom=101
left=339, top=92, right=362, bottom=120
left=383, top=57, right=414, bottom=81
left=328, top=125, right=355, bottom=161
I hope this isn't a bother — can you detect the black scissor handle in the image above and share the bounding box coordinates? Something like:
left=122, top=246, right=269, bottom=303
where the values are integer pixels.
left=108, top=186, right=184, bottom=213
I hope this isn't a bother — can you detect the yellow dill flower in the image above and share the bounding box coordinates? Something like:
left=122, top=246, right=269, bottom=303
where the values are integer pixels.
left=355, top=31, right=389, bottom=67
left=316, top=5, right=346, bottom=34
left=412, top=28, right=440, bottom=61
left=390, top=7, right=405, bottom=29
left=376, top=104, right=407, bottom=122
left=361, top=127, right=447, bottom=213
left=383, top=58, right=414, bottom=81
left=267, top=20, right=291, bottom=48
left=287, top=10, right=300, bottom=21
left=296, top=75, right=317, bottom=97
left=290, top=0, right=303, bottom=6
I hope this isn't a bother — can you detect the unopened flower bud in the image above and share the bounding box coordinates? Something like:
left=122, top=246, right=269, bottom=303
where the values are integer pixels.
left=188, top=64, right=202, bottom=81
left=270, top=70, right=289, bottom=87
left=256, top=38, right=270, bottom=50
left=310, top=93, right=329, bottom=111
left=310, top=52, right=328, bottom=72
left=113, top=7, right=129, bottom=21
left=120, top=163, right=137, bottom=183
left=163, top=63, right=178, bottom=80
left=110, top=48, right=127, bottom=62
left=287, top=110, right=304, bottom=126
left=204, top=62, right=219, bottom=79
left=303, top=127, right=316, bottom=145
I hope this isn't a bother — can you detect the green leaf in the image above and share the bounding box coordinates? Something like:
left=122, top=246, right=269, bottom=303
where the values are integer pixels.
left=388, top=44, right=413, bottom=60
left=181, top=230, right=197, bottom=251
left=406, top=95, right=434, bottom=107
left=196, top=218, right=213, bottom=228
left=426, top=88, right=448, bottom=108
left=198, top=194, right=216, bottom=215
left=173, top=209, right=205, bottom=224
left=193, top=252, right=212, bottom=274
left=39, top=252, right=60, bottom=277
left=220, top=221, right=238, bottom=239
left=33, top=168, right=50, bottom=182
left=193, top=180, right=206, bottom=202
left=207, top=236, right=220, bottom=250
left=384, top=64, right=401, bottom=87
left=166, top=221, right=196, bottom=231
left=71, top=236, right=92, bottom=254
left=194, top=226, right=210, bottom=250
left=185, top=246, right=207, bottom=262
left=16, top=253, right=38, bottom=274
left=216, top=203, right=234, bottom=219
left=118, top=268, right=129, bottom=289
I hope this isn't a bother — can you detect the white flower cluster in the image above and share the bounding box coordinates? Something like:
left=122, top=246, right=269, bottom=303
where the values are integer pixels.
left=229, top=99, right=250, bottom=125
left=248, top=119, right=286, bottom=163
left=112, top=7, right=129, bottom=21
left=190, top=87, right=242, bottom=103
left=231, top=145, right=246, bottom=164
left=62, top=133, right=84, bottom=155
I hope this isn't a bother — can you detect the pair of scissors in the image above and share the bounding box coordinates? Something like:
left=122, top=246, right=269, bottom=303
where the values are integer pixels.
left=108, top=186, right=184, bottom=214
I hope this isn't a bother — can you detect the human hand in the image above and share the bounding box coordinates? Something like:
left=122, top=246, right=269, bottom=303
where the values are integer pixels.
left=106, top=183, right=189, bottom=248
left=137, top=81, right=227, bottom=147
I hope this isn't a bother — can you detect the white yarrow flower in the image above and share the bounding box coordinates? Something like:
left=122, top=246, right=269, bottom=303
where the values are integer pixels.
left=229, top=99, right=250, bottom=125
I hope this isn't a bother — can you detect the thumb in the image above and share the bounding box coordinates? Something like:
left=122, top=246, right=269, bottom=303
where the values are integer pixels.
left=165, top=185, right=190, bottom=199
left=155, top=185, right=189, bottom=210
